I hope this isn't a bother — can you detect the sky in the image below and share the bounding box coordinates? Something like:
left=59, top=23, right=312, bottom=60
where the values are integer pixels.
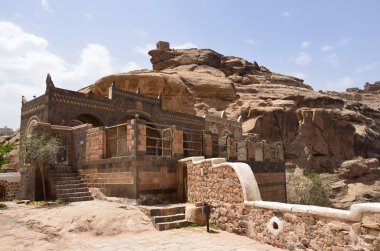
left=1, top=0, right=380, bottom=129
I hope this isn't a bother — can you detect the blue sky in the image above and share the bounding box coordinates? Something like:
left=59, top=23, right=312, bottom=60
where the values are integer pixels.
left=1, top=0, right=380, bottom=129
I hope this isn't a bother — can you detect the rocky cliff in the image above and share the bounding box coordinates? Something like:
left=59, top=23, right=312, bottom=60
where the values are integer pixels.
left=81, top=43, right=380, bottom=208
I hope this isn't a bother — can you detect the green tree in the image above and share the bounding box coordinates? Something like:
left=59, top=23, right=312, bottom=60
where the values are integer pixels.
left=22, top=134, right=61, bottom=201
left=0, top=141, right=14, bottom=168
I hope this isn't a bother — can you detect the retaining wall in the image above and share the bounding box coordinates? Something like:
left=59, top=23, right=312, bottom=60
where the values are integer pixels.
left=181, top=157, right=380, bottom=250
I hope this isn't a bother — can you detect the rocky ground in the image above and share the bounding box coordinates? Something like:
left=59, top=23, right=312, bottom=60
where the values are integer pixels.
left=0, top=199, right=281, bottom=250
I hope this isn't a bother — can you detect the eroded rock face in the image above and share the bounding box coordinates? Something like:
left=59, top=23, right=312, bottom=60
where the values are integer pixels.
left=82, top=44, right=380, bottom=208
left=364, top=81, right=380, bottom=92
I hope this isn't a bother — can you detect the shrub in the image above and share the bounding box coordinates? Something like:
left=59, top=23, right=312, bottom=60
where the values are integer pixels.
left=55, top=199, right=64, bottom=205
left=0, top=202, right=7, bottom=209
left=287, top=168, right=331, bottom=207
left=0, top=141, right=14, bottom=168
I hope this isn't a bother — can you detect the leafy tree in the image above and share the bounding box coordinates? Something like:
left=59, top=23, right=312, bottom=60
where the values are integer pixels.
left=22, top=134, right=61, bottom=201
left=0, top=141, right=14, bottom=168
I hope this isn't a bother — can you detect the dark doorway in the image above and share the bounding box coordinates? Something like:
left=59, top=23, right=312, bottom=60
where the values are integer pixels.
left=0, top=185, right=6, bottom=201
left=34, top=167, right=52, bottom=201
left=177, top=163, right=188, bottom=202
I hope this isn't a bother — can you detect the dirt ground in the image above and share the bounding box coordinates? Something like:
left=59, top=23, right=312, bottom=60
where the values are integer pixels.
left=0, top=199, right=282, bottom=251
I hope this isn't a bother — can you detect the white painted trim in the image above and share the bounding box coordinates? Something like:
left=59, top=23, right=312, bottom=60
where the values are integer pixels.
left=244, top=201, right=380, bottom=222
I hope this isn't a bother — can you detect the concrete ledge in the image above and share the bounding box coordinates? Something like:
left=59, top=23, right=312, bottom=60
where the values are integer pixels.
left=193, top=157, right=225, bottom=165
left=178, top=156, right=205, bottom=163
left=244, top=201, right=380, bottom=222
left=0, top=172, right=21, bottom=183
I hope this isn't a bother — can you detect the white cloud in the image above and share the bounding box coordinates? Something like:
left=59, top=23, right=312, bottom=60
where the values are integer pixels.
left=326, top=53, right=340, bottom=67
left=301, top=41, right=310, bottom=48
left=0, top=21, right=136, bottom=129
left=293, top=52, right=312, bottom=66
left=172, top=42, right=197, bottom=49
left=282, top=11, right=290, bottom=18
left=324, top=76, right=354, bottom=91
left=15, top=13, right=24, bottom=18
left=134, top=43, right=155, bottom=57
left=40, top=0, right=53, bottom=13
left=321, top=45, right=332, bottom=52
left=244, top=39, right=255, bottom=45
left=356, top=61, right=378, bottom=73
left=84, top=13, right=92, bottom=19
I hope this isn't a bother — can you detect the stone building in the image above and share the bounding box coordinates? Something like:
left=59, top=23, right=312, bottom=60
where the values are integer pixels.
left=0, top=126, right=13, bottom=136
left=17, top=74, right=285, bottom=203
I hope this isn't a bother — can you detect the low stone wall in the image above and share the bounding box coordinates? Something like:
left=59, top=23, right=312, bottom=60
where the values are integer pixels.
left=181, top=157, right=262, bottom=203
left=182, top=157, right=380, bottom=250
left=0, top=173, right=21, bottom=201
left=185, top=158, right=244, bottom=204
left=80, top=156, right=180, bottom=203
left=239, top=202, right=380, bottom=250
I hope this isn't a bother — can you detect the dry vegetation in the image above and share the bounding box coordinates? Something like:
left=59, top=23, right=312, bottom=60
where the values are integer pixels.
left=286, top=168, right=331, bottom=207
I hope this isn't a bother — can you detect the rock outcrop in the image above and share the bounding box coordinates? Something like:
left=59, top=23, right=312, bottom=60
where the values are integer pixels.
left=80, top=42, right=380, bottom=208
left=0, top=129, right=20, bottom=170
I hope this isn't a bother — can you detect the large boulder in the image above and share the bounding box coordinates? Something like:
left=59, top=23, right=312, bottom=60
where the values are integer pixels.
left=148, top=48, right=222, bottom=71
left=339, top=159, right=372, bottom=179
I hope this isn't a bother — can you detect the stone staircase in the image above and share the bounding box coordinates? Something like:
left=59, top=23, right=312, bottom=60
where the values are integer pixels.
left=149, top=205, right=189, bottom=231
left=49, top=165, right=93, bottom=203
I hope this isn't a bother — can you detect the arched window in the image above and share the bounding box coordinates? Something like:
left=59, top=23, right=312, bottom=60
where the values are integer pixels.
left=72, top=114, right=104, bottom=127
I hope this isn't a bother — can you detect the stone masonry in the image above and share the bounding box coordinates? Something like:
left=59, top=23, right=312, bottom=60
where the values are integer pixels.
left=182, top=157, right=380, bottom=251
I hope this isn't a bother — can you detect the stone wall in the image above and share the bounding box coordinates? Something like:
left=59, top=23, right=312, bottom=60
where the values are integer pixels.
left=240, top=202, right=380, bottom=250
left=72, top=124, right=92, bottom=169
left=80, top=156, right=180, bottom=203
left=182, top=157, right=380, bottom=251
left=0, top=173, right=21, bottom=201
left=85, top=127, right=105, bottom=160
left=185, top=158, right=244, bottom=204
left=247, top=161, right=286, bottom=202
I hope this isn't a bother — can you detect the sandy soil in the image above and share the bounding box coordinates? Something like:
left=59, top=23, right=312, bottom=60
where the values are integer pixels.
left=0, top=199, right=282, bottom=251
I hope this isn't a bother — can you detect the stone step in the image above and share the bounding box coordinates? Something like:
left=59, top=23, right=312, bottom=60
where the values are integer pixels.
left=57, top=191, right=91, bottom=199
left=53, top=179, right=86, bottom=186
left=54, top=183, right=88, bottom=190
left=64, top=196, right=94, bottom=203
left=49, top=172, right=78, bottom=178
left=149, top=206, right=186, bottom=217
left=56, top=187, right=89, bottom=194
left=51, top=176, right=81, bottom=181
left=152, top=213, right=185, bottom=225
left=155, top=219, right=189, bottom=231
left=49, top=166, right=75, bottom=172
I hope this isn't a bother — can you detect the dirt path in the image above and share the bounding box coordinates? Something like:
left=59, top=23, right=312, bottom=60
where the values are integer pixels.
left=0, top=200, right=283, bottom=250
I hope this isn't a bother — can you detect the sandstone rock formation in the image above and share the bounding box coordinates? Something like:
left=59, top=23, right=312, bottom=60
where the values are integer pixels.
left=0, top=129, right=20, bottom=170
left=77, top=43, right=380, bottom=208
